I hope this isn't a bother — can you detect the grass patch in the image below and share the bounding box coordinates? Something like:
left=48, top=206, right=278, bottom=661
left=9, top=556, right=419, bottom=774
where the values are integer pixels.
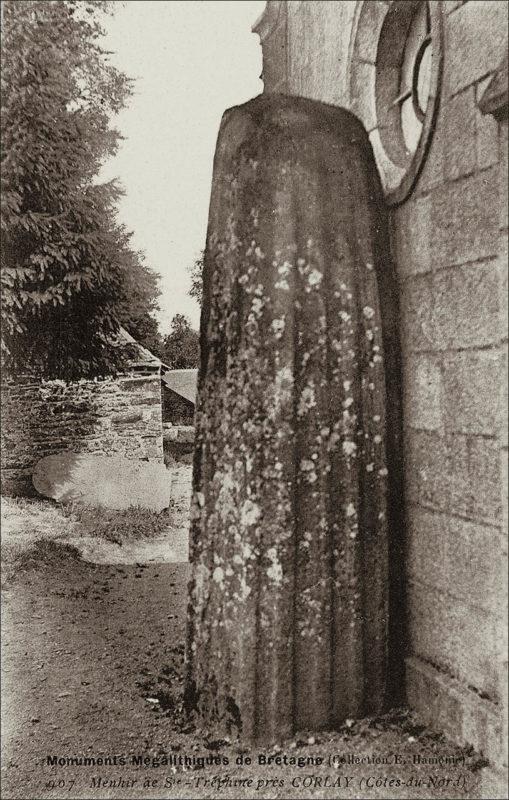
left=1, top=495, right=78, bottom=538
left=1, top=496, right=80, bottom=567
left=11, top=538, right=82, bottom=572
left=1, top=496, right=175, bottom=584
left=60, top=502, right=174, bottom=545
left=2, top=495, right=174, bottom=559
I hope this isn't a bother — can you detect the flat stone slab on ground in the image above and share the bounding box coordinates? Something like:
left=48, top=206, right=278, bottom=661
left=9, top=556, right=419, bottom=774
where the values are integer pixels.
left=33, top=452, right=171, bottom=511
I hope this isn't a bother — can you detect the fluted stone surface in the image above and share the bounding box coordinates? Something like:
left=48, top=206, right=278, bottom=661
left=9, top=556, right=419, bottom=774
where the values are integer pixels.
left=185, top=94, right=403, bottom=742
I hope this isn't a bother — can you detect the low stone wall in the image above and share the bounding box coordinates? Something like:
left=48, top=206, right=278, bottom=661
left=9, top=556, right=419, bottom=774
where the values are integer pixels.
left=1, top=374, right=163, bottom=496
left=163, top=424, right=194, bottom=465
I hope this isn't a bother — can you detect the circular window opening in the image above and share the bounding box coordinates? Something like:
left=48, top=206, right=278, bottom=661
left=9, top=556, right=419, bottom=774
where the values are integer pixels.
left=374, top=0, right=443, bottom=204
left=400, top=3, right=432, bottom=153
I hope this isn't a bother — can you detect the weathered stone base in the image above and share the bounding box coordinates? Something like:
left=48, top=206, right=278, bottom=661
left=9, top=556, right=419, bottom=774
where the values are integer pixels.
left=406, top=656, right=507, bottom=793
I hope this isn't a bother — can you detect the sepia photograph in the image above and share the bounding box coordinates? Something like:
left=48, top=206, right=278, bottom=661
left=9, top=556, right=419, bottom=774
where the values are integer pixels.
left=1, top=1, right=508, bottom=799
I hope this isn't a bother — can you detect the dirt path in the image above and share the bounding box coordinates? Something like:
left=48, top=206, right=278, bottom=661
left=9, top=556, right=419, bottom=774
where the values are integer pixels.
left=2, top=552, right=190, bottom=799
left=2, top=547, right=493, bottom=800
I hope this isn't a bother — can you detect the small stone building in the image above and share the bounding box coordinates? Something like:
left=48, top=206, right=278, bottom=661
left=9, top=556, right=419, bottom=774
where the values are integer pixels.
left=1, top=328, right=164, bottom=496
left=253, top=0, right=507, bottom=791
left=161, top=368, right=197, bottom=426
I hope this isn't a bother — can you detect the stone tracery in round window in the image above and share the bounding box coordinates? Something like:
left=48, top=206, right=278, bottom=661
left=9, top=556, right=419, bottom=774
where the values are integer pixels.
left=350, top=0, right=443, bottom=205
left=398, top=2, right=433, bottom=154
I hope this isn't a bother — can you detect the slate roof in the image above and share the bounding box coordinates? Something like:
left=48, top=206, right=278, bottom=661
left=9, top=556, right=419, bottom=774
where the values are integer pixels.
left=161, top=368, right=198, bottom=404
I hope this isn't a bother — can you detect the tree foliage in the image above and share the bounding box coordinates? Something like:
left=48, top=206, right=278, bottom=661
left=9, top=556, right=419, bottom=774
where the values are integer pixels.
left=188, top=251, right=204, bottom=306
left=111, top=228, right=164, bottom=359
left=1, top=0, right=162, bottom=378
left=162, top=314, right=199, bottom=369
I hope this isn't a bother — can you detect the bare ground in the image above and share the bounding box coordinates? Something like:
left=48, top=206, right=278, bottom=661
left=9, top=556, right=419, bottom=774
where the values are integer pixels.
left=0, top=488, right=499, bottom=800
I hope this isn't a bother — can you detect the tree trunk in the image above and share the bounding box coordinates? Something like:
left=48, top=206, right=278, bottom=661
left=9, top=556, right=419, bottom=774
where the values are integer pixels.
left=185, top=94, right=403, bottom=743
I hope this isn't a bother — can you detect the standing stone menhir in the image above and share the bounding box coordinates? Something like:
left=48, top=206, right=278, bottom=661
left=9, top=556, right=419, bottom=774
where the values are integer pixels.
left=185, top=94, right=403, bottom=742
